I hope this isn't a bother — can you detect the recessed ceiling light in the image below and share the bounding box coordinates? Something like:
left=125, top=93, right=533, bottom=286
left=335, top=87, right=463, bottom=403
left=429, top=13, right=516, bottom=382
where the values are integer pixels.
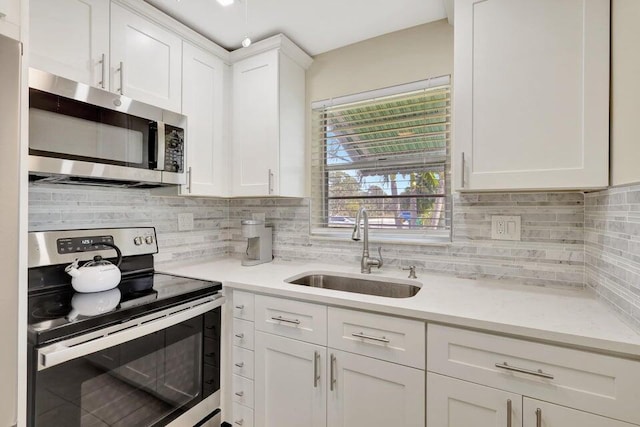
left=217, top=0, right=235, bottom=6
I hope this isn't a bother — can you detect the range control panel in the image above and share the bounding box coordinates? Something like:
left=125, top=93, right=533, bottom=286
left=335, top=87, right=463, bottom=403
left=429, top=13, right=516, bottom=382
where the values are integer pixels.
left=29, top=227, right=159, bottom=268
left=56, top=235, right=114, bottom=254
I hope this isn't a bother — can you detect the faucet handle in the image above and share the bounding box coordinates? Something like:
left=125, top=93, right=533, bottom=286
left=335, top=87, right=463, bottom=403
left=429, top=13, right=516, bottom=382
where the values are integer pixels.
left=403, top=265, right=417, bottom=279
left=376, top=246, right=383, bottom=269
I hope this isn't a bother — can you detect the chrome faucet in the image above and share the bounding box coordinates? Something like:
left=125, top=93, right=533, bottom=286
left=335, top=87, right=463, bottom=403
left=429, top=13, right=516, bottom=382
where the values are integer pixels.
left=351, top=207, right=383, bottom=273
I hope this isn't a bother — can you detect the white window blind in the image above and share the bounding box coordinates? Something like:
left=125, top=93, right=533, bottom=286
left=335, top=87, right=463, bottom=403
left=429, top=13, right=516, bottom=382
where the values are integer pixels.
left=310, top=78, right=451, bottom=240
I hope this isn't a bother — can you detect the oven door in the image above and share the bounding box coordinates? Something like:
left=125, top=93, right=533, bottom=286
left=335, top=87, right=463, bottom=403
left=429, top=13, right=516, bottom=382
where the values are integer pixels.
left=29, top=297, right=223, bottom=427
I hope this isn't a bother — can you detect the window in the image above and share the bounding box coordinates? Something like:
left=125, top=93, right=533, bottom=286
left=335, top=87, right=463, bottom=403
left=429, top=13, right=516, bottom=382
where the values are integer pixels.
left=310, top=78, right=451, bottom=241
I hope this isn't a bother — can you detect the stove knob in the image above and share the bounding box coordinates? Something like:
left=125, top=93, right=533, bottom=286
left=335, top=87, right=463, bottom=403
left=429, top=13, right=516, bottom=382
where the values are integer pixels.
left=145, top=236, right=154, bottom=244
left=134, top=236, right=143, bottom=246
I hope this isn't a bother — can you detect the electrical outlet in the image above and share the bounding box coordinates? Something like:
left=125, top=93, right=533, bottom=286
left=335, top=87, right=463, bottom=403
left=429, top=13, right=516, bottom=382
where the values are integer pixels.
left=491, top=215, right=521, bottom=241
left=177, top=213, right=194, bottom=231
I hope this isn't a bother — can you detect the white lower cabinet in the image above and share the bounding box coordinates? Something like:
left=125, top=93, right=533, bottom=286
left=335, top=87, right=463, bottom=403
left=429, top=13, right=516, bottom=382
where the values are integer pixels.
left=427, top=324, right=640, bottom=427
left=522, top=399, right=638, bottom=427
left=254, top=332, right=327, bottom=427
left=328, top=349, right=424, bottom=427
left=427, top=373, right=522, bottom=427
left=240, top=292, right=426, bottom=427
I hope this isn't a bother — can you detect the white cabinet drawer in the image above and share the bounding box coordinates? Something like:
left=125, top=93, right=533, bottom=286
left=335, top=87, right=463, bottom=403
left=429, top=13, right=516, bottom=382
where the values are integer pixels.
left=233, top=319, right=255, bottom=350
left=233, top=291, right=255, bottom=321
left=233, top=346, right=254, bottom=379
left=232, top=374, right=254, bottom=408
left=232, top=403, right=254, bottom=427
left=255, top=295, right=327, bottom=345
left=328, top=307, right=425, bottom=369
left=428, top=324, right=640, bottom=425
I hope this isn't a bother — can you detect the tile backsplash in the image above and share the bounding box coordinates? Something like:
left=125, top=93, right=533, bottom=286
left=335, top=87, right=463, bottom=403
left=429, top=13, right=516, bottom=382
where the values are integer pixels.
left=28, top=183, right=230, bottom=265
left=585, top=184, right=640, bottom=331
left=30, top=182, right=640, bottom=332
left=228, top=192, right=585, bottom=288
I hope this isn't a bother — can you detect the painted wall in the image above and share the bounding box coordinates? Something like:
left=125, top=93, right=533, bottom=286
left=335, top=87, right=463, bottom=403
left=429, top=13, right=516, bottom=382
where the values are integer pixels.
left=610, top=0, right=640, bottom=186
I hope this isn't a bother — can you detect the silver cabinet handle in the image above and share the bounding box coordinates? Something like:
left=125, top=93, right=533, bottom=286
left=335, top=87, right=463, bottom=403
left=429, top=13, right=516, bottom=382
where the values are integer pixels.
left=187, top=166, right=192, bottom=193
left=234, top=362, right=244, bottom=368
left=330, top=353, right=336, bottom=391
left=507, top=399, right=512, bottom=427
left=536, top=408, right=542, bottom=427
left=118, top=61, right=124, bottom=94
left=98, top=53, right=106, bottom=89
left=235, top=304, right=245, bottom=310
left=235, top=333, right=244, bottom=339
left=268, top=168, right=274, bottom=195
left=234, top=420, right=244, bottom=426
left=495, top=362, right=554, bottom=379
left=235, top=391, right=244, bottom=397
left=351, top=332, right=390, bottom=343
left=313, top=351, right=320, bottom=388
left=461, top=152, right=466, bottom=188
left=271, top=315, right=300, bottom=325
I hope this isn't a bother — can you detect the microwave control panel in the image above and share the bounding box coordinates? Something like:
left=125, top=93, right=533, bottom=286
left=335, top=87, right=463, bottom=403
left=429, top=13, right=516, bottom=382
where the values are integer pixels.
left=164, top=124, right=184, bottom=173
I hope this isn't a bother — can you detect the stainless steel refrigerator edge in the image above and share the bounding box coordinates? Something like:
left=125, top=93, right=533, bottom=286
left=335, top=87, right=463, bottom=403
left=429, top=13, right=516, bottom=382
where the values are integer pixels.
left=0, top=33, right=21, bottom=426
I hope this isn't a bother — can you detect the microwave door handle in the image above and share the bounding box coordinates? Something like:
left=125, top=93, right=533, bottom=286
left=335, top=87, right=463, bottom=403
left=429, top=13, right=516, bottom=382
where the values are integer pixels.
left=155, top=121, right=166, bottom=171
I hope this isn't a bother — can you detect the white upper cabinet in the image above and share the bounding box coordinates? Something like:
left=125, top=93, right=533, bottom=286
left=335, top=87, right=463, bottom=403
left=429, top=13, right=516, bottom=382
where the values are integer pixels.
left=30, top=0, right=109, bottom=88
left=231, top=37, right=312, bottom=197
left=181, top=42, right=228, bottom=197
left=0, top=0, right=20, bottom=40
left=453, top=0, right=610, bottom=191
left=110, top=2, right=182, bottom=112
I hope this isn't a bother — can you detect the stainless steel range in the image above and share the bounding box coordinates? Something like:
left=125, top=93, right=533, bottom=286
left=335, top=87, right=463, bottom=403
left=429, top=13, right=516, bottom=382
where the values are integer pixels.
left=27, top=227, right=223, bottom=427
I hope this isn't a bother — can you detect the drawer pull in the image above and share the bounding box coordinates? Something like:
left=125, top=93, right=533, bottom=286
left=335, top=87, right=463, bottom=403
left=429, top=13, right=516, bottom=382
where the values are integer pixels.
left=235, top=333, right=245, bottom=339
left=234, top=420, right=244, bottom=426
left=536, top=408, right=542, bottom=427
left=271, top=315, right=301, bottom=325
left=507, top=399, right=512, bottom=427
left=330, top=353, right=336, bottom=391
left=235, top=304, right=245, bottom=310
left=351, top=332, right=390, bottom=343
left=313, top=351, right=320, bottom=388
left=235, top=391, right=244, bottom=397
left=495, top=362, right=554, bottom=380
left=235, top=362, right=244, bottom=368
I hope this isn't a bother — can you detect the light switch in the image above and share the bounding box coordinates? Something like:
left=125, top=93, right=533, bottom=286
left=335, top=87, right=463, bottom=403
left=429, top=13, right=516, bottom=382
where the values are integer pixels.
left=491, top=215, right=521, bottom=241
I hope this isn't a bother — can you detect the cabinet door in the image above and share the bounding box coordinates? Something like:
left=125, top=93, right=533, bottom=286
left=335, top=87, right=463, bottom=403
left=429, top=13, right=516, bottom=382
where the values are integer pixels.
left=328, top=349, right=424, bottom=427
left=522, top=398, right=637, bottom=427
left=454, top=0, right=609, bottom=191
left=231, top=50, right=279, bottom=197
left=182, top=42, right=228, bottom=196
left=110, top=3, right=182, bottom=112
left=30, top=0, right=109, bottom=88
left=254, top=332, right=326, bottom=427
left=427, top=373, right=522, bottom=427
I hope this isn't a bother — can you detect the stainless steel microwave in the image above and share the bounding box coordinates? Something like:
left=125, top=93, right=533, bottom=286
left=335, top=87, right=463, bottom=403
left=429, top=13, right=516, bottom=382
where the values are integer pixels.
left=28, top=68, right=186, bottom=187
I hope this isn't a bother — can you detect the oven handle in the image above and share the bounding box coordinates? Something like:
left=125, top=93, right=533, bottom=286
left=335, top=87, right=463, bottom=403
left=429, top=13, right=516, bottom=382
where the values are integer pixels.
left=37, top=295, right=224, bottom=371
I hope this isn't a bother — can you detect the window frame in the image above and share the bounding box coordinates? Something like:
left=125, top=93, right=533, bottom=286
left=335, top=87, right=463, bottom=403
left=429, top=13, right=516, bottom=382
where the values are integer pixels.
left=309, top=77, right=452, bottom=244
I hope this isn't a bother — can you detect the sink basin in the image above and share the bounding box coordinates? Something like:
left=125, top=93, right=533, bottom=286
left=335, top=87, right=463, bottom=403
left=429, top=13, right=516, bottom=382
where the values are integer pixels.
left=285, top=272, right=421, bottom=298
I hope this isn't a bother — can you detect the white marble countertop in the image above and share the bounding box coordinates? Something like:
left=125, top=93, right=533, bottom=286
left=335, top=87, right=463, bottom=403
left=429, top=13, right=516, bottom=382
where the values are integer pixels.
left=159, top=257, right=640, bottom=358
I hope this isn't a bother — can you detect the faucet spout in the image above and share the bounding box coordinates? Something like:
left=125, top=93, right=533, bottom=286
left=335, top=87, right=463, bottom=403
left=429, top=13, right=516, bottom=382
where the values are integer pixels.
left=352, top=207, right=383, bottom=273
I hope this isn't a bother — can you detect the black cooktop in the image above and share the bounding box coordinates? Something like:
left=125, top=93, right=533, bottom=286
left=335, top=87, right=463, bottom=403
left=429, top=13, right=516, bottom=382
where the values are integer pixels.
left=28, top=272, right=222, bottom=346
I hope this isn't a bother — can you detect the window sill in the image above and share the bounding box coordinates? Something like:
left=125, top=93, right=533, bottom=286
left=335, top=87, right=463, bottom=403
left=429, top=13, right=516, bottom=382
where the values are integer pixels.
left=309, top=229, right=452, bottom=247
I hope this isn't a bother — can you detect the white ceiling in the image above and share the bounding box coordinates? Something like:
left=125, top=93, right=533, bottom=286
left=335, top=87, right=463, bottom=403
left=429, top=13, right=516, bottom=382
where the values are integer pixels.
left=144, top=0, right=448, bottom=56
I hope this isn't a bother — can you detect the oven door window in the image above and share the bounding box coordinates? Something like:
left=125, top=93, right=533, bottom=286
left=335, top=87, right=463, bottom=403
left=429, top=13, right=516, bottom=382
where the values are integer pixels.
left=33, top=316, right=203, bottom=427
left=29, top=88, right=152, bottom=169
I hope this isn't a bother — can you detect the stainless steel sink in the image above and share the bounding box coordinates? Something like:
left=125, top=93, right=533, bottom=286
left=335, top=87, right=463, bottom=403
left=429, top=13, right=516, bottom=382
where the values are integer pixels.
left=285, top=272, right=421, bottom=298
